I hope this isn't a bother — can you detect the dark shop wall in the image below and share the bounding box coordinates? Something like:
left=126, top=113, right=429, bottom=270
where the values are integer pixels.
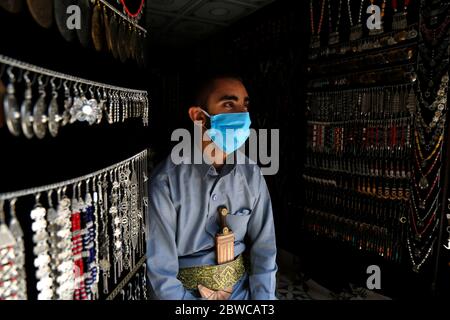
left=298, top=0, right=448, bottom=300
left=0, top=6, right=153, bottom=193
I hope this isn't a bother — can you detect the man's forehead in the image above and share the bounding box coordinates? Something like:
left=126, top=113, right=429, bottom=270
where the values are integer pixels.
left=210, top=78, right=248, bottom=97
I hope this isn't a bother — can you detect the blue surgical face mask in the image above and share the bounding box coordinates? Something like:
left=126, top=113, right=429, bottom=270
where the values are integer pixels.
left=201, top=110, right=251, bottom=154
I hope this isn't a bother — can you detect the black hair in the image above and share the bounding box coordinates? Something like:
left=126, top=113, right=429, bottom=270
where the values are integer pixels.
left=191, top=73, right=244, bottom=111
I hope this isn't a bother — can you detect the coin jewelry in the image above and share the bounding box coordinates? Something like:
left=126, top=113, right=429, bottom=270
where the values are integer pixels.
left=7, top=199, right=27, bottom=299
left=0, top=200, right=19, bottom=300
left=54, top=189, right=75, bottom=300
left=30, top=193, right=53, bottom=300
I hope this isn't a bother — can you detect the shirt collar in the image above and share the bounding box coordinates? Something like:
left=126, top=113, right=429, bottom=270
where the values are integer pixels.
left=190, top=144, right=238, bottom=179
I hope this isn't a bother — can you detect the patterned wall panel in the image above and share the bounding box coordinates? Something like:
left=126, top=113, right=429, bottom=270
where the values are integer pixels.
left=146, top=0, right=275, bottom=46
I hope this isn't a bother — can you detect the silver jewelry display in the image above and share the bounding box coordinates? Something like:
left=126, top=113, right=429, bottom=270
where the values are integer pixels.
left=111, top=168, right=123, bottom=284
left=0, top=149, right=150, bottom=300
left=30, top=193, right=53, bottom=300
left=0, top=54, right=150, bottom=139
left=99, top=173, right=111, bottom=294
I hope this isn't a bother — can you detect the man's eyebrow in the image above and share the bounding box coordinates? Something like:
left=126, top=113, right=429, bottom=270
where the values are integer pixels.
left=218, top=95, right=250, bottom=102
left=219, top=95, right=239, bottom=102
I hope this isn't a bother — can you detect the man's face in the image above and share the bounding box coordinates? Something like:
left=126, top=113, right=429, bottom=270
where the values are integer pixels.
left=204, top=78, right=250, bottom=115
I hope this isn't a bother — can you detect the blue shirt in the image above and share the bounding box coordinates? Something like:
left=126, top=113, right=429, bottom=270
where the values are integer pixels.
left=146, top=152, right=278, bottom=300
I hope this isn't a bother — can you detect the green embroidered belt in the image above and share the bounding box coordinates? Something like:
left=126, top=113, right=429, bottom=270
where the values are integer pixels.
left=177, top=255, right=247, bottom=291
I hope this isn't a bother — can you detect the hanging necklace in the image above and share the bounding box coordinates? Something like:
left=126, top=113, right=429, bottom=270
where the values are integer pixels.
left=420, top=15, right=450, bottom=46
left=409, top=205, right=437, bottom=240
left=310, top=0, right=327, bottom=48
left=412, top=171, right=440, bottom=210
left=418, top=38, right=450, bottom=69
left=392, top=0, right=411, bottom=30
left=414, top=140, right=442, bottom=190
left=414, top=130, right=443, bottom=164
left=348, top=0, right=366, bottom=41
left=414, top=73, right=448, bottom=149
left=329, top=0, right=343, bottom=45
left=410, top=188, right=440, bottom=224
left=407, top=231, right=436, bottom=272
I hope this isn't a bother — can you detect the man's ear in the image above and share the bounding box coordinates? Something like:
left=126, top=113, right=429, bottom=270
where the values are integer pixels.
left=188, top=106, right=208, bottom=125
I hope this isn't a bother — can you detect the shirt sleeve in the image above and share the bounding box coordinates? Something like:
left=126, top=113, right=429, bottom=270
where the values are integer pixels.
left=146, top=174, right=199, bottom=300
left=246, top=167, right=278, bottom=300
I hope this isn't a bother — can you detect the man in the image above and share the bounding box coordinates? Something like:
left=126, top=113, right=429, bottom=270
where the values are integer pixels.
left=146, top=75, right=277, bottom=300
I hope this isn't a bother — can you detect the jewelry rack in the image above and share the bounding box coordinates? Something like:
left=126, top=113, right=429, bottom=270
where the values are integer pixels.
left=309, top=23, right=419, bottom=61
left=307, top=42, right=417, bottom=76
left=304, top=0, right=450, bottom=279
left=0, top=54, right=149, bottom=138
left=0, top=150, right=147, bottom=201
left=304, top=0, right=423, bottom=266
left=307, top=62, right=416, bottom=88
left=0, top=54, right=147, bottom=94
left=0, top=149, right=150, bottom=300
left=106, top=254, right=146, bottom=300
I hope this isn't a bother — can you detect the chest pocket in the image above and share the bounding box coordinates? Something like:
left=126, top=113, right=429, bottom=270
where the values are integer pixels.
left=205, top=208, right=252, bottom=242
left=226, top=208, right=252, bottom=241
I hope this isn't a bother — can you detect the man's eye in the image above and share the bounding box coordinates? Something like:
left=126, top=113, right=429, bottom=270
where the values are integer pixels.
left=224, top=102, right=233, bottom=108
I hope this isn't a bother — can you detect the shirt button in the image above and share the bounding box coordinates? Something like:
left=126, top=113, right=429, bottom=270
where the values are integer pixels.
left=212, top=194, right=218, bottom=201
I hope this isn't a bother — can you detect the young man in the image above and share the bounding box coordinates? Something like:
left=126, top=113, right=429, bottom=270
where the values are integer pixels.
left=146, top=75, right=277, bottom=300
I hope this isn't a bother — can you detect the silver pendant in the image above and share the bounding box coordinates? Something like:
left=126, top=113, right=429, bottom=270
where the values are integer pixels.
left=61, top=81, right=73, bottom=126
left=83, top=98, right=100, bottom=125
left=419, top=177, right=429, bottom=190
left=48, top=80, right=61, bottom=137
left=30, top=195, right=54, bottom=300
left=20, top=73, right=34, bottom=139
left=32, top=80, right=48, bottom=140
left=4, top=76, right=21, bottom=137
